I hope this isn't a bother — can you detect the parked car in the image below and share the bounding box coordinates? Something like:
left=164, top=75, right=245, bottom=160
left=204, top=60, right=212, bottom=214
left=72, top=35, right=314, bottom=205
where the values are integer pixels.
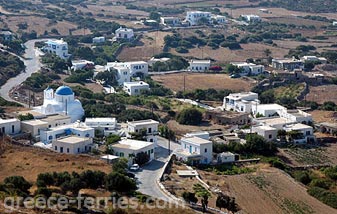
left=130, top=164, right=140, bottom=171
left=230, top=74, right=241, bottom=78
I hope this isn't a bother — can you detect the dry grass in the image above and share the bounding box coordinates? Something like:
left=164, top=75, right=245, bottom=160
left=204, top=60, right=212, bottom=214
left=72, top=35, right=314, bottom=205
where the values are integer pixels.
left=306, top=85, right=337, bottom=104
left=152, top=73, right=255, bottom=92
left=0, top=140, right=111, bottom=183
left=199, top=167, right=336, bottom=214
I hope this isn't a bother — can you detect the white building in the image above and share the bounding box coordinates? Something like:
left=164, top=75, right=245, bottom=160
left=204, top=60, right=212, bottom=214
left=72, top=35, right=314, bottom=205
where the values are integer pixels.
left=223, top=92, right=259, bottom=113
left=278, top=109, right=312, bottom=124
left=40, top=121, right=94, bottom=144
left=112, top=66, right=131, bottom=86
left=176, top=136, right=213, bottom=165
left=188, top=60, right=211, bottom=72
left=52, top=136, right=93, bottom=154
left=71, top=60, right=95, bottom=71
left=123, top=81, right=150, bottom=96
left=241, top=15, right=261, bottom=23
left=43, top=39, right=71, bottom=59
left=272, top=58, right=304, bottom=71
left=212, top=15, right=227, bottom=24
left=252, top=125, right=278, bottom=142
left=115, top=27, right=134, bottom=40
left=0, top=118, right=21, bottom=135
left=283, top=123, right=314, bottom=144
left=231, top=62, right=265, bottom=76
left=85, top=117, right=119, bottom=136
left=160, top=17, right=181, bottom=26
left=127, top=119, right=159, bottom=144
left=301, top=56, right=327, bottom=64
left=106, top=61, right=148, bottom=77
left=110, top=139, right=155, bottom=166
left=333, top=21, right=337, bottom=26
left=21, top=114, right=72, bottom=139
left=186, top=11, right=212, bottom=26
left=217, top=152, right=235, bottom=163
left=185, top=131, right=210, bottom=140
left=33, top=86, right=84, bottom=123
left=92, top=36, right=105, bottom=43
left=252, top=104, right=286, bottom=117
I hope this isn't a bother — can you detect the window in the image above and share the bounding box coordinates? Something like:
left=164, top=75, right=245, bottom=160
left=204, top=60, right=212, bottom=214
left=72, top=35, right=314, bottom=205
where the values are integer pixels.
left=151, top=149, right=154, bottom=154
left=148, top=128, right=152, bottom=133
left=85, top=146, right=87, bottom=151
left=67, top=148, right=69, bottom=153
left=204, top=148, right=208, bottom=153
left=60, top=147, right=63, bottom=153
left=120, top=152, right=124, bottom=157
left=78, top=148, right=80, bottom=153
left=55, top=146, right=57, bottom=150
left=12, top=125, right=15, bottom=133
left=306, top=131, right=311, bottom=135
left=269, top=134, right=272, bottom=139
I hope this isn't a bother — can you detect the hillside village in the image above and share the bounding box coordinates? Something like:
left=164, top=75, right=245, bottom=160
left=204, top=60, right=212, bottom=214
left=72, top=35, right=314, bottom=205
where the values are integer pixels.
left=1, top=0, right=337, bottom=214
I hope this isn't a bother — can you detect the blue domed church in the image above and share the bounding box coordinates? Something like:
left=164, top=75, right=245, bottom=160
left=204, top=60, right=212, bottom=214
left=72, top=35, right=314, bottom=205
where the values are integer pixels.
left=33, top=86, right=84, bottom=122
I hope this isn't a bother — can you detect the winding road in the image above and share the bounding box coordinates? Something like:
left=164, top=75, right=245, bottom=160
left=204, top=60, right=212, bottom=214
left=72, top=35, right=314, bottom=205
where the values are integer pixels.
left=0, top=39, right=45, bottom=106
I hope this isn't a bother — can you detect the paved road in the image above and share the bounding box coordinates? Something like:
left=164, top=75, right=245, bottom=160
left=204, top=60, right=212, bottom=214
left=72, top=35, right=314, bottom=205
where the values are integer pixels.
left=134, top=136, right=180, bottom=202
left=0, top=39, right=45, bottom=106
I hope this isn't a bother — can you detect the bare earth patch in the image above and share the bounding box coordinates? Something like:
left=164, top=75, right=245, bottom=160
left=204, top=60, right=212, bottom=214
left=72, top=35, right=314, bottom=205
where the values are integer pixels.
left=0, top=140, right=111, bottom=182
left=306, top=85, right=337, bottom=104
left=199, top=167, right=336, bottom=214
left=152, top=73, right=255, bottom=92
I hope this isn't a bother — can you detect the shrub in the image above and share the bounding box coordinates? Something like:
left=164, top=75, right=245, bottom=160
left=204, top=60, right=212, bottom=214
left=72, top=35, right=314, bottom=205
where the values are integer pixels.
left=176, top=108, right=202, bottom=125
left=134, top=152, right=150, bottom=166
left=182, top=191, right=198, bottom=203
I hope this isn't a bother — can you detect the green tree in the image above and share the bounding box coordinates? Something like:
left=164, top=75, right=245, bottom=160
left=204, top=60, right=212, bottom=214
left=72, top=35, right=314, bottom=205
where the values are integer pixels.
left=176, top=108, right=202, bottom=125
left=149, top=12, right=161, bottom=21
left=4, top=176, right=32, bottom=196
left=105, top=172, right=137, bottom=193
left=134, top=152, right=150, bottom=166
left=106, top=135, right=121, bottom=145
left=182, top=191, right=198, bottom=203
left=94, top=69, right=118, bottom=86
left=18, top=113, right=34, bottom=121
left=112, top=158, right=128, bottom=175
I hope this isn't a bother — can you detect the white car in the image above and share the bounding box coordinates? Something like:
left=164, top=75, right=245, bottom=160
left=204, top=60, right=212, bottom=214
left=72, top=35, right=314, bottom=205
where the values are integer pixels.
left=130, top=164, right=140, bottom=171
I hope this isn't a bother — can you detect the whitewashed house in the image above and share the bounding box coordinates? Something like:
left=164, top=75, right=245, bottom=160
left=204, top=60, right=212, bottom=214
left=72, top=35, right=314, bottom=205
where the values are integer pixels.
left=0, top=118, right=21, bottom=135
left=106, top=61, right=148, bottom=77
left=223, top=92, right=259, bottom=113
left=252, top=104, right=286, bottom=117
left=301, top=56, right=327, bottom=64
left=252, top=125, right=278, bottom=142
left=85, top=117, right=119, bottom=136
left=52, top=136, right=94, bottom=154
left=71, top=60, right=95, bottom=71
left=123, top=81, right=150, bottom=96
left=115, top=27, right=134, bottom=40
left=185, top=131, right=210, bottom=140
left=127, top=119, right=159, bottom=144
left=283, top=123, right=314, bottom=144
left=188, top=60, right=211, bottom=72
left=231, top=62, right=265, bottom=76
left=43, top=39, right=71, bottom=59
left=40, top=121, right=94, bottom=144
left=241, top=15, right=261, bottom=23
left=110, top=139, right=155, bottom=166
left=272, top=58, right=304, bottom=71
left=186, top=11, right=212, bottom=26
left=212, top=15, right=226, bottom=24
left=217, top=152, right=235, bottom=163
left=92, top=36, right=105, bottom=44
left=160, top=17, right=181, bottom=26
left=175, top=136, right=213, bottom=165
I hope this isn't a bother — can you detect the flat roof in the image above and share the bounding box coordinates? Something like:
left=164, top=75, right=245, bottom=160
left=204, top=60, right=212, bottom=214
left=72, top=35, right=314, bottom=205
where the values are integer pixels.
left=56, top=136, right=90, bottom=144
left=21, top=119, right=48, bottom=126
left=128, top=119, right=159, bottom=126
left=45, top=39, right=67, bottom=45
left=41, top=114, right=71, bottom=122
left=181, top=136, right=212, bottom=145
left=123, top=81, right=149, bottom=86
left=257, top=104, right=286, bottom=111
left=256, top=117, right=288, bottom=126
left=101, top=155, right=119, bottom=160
left=284, top=123, right=313, bottom=130
left=252, top=125, right=277, bottom=131
left=46, top=122, right=93, bottom=132
left=207, top=109, right=249, bottom=118
left=272, top=58, right=303, bottom=63
left=190, top=60, right=211, bottom=64
left=86, top=117, right=116, bottom=123
left=111, top=139, right=154, bottom=150
left=0, top=118, right=19, bottom=124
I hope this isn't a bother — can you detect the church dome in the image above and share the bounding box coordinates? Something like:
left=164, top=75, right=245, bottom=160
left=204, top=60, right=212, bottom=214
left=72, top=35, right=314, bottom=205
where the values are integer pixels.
left=55, top=86, right=73, bottom=96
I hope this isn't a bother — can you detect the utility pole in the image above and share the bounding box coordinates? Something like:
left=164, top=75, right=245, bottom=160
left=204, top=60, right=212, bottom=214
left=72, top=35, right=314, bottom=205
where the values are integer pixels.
left=28, top=90, right=31, bottom=108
